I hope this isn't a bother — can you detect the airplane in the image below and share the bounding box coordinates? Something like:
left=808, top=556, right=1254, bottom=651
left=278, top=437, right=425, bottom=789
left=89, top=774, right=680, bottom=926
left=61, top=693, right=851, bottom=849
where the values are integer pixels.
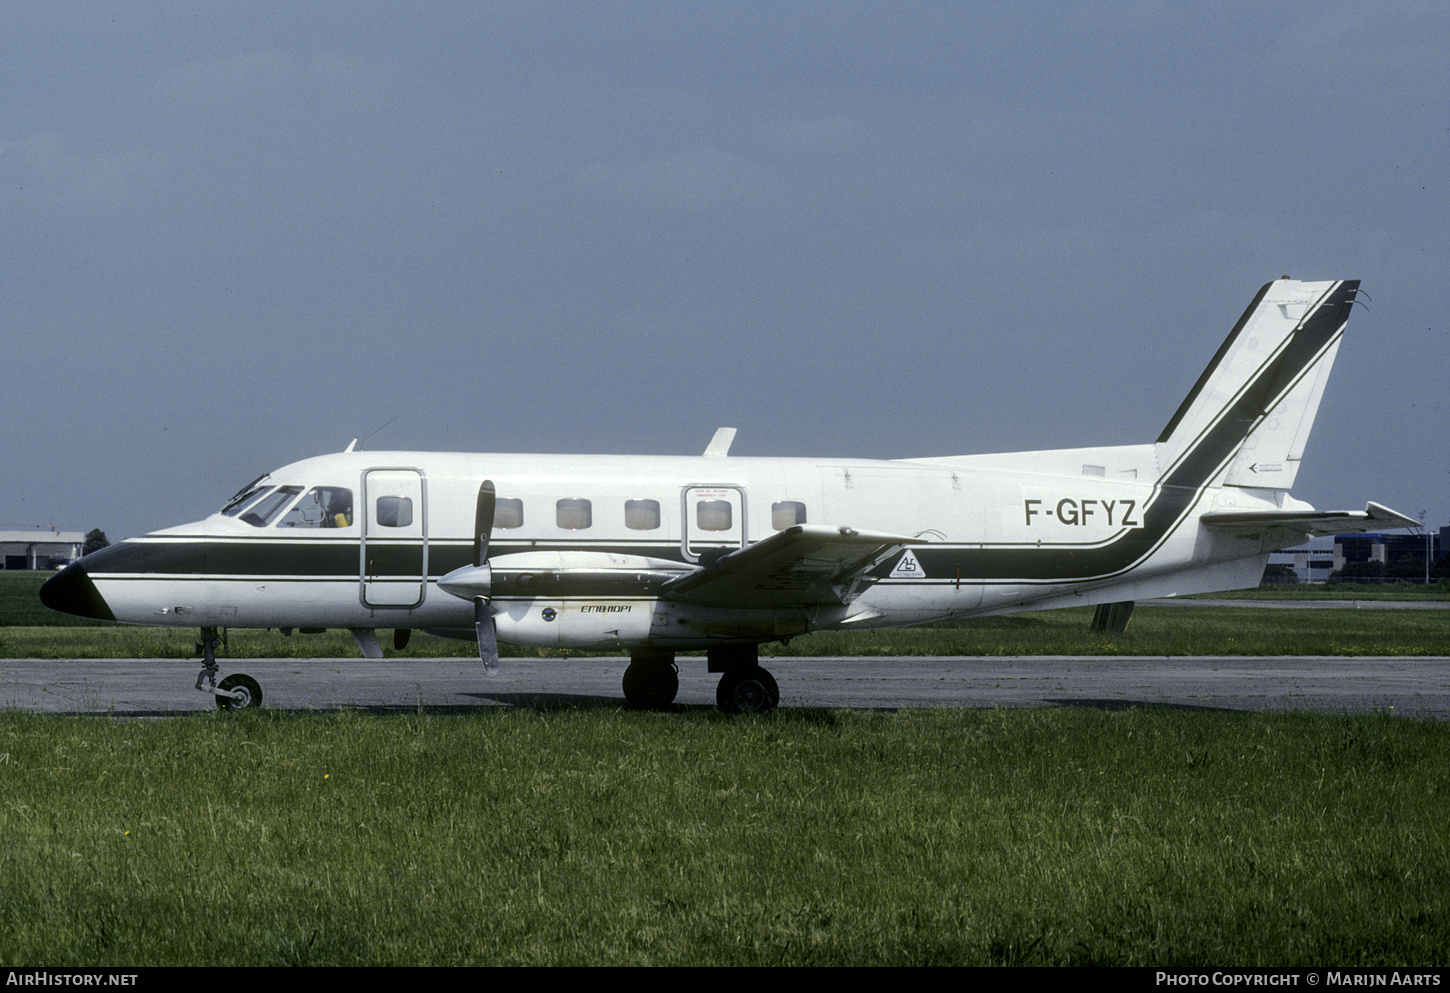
left=41, top=277, right=1415, bottom=713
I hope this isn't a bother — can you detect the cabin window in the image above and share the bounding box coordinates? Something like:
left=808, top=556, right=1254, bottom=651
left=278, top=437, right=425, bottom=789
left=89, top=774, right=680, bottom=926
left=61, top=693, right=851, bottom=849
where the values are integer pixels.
left=240, top=486, right=303, bottom=527
left=772, top=500, right=807, bottom=529
left=556, top=498, right=592, bottom=530
left=278, top=487, right=354, bottom=528
left=625, top=499, right=661, bottom=530
left=696, top=499, right=732, bottom=531
left=375, top=495, right=414, bottom=528
left=494, top=498, right=524, bottom=530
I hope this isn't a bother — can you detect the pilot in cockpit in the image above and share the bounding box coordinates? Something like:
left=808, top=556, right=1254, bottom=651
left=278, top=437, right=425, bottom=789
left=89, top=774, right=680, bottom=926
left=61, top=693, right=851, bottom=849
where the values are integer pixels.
left=323, top=488, right=353, bottom=528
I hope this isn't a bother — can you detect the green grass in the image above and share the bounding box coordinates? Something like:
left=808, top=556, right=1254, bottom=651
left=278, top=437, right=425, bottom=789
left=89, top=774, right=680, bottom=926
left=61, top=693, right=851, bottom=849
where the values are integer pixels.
left=5, top=570, right=1447, bottom=659
left=0, top=572, right=101, bottom=627
left=2, top=614, right=1447, bottom=661
left=4, top=605, right=1446, bottom=660
left=0, top=706, right=1444, bottom=966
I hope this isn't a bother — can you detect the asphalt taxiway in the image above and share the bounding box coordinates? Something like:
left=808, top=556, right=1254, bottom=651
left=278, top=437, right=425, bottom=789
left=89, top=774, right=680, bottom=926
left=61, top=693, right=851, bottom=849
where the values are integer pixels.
left=2, top=655, right=1446, bottom=719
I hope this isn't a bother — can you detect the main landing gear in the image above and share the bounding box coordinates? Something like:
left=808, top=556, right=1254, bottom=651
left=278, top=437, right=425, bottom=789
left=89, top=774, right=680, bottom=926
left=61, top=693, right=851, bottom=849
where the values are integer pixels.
left=194, top=627, right=263, bottom=710
left=621, top=645, right=778, bottom=714
left=622, top=650, right=679, bottom=709
left=709, top=645, right=778, bottom=714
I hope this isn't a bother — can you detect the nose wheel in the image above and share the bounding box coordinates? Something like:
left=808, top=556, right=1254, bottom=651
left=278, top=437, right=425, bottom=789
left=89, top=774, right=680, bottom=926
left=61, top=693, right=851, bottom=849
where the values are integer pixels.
left=194, top=627, right=264, bottom=710
left=215, top=673, right=263, bottom=710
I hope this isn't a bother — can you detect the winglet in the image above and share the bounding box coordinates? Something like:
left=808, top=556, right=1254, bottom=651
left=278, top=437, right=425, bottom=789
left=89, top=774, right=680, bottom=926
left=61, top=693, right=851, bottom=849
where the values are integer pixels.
left=703, top=427, right=737, bottom=457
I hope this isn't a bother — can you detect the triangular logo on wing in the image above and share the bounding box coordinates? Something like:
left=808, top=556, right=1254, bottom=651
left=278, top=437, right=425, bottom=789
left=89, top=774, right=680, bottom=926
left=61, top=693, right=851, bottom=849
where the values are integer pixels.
left=890, top=549, right=926, bottom=578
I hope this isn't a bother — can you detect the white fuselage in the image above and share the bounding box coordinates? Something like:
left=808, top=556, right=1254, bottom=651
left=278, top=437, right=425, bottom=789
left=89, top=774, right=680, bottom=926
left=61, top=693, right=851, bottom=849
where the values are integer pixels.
left=80, top=443, right=1278, bottom=650
left=48, top=280, right=1396, bottom=662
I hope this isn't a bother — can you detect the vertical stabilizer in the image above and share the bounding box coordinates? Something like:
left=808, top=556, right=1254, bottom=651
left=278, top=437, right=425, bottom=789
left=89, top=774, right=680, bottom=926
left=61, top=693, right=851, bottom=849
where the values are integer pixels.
left=1155, top=278, right=1359, bottom=490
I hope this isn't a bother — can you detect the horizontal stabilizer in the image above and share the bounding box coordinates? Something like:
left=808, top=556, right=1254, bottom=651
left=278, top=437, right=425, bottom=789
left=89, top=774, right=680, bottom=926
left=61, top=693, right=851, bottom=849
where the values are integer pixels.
left=1201, top=502, right=1418, bottom=540
left=662, top=524, right=921, bottom=608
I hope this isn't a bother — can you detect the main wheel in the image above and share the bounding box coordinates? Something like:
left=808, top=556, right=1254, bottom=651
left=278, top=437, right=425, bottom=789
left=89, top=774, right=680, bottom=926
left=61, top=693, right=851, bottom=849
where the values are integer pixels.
left=622, top=657, right=679, bottom=709
left=716, top=666, right=779, bottom=714
left=216, top=673, right=263, bottom=710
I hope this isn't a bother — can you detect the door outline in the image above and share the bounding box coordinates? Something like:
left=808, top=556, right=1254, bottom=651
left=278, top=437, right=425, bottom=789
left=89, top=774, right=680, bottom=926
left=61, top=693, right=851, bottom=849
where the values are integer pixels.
left=680, top=484, right=747, bottom=563
left=360, top=467, right=428, bottom=608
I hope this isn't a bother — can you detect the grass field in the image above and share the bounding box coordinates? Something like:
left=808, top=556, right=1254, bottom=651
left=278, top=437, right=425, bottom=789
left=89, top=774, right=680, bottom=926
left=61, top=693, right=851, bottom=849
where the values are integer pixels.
left=3, top=571, right=1448, bottom=660
left=3, top=571, right=1448, bottom=966
left=0, top=705, right=1445, bottom=966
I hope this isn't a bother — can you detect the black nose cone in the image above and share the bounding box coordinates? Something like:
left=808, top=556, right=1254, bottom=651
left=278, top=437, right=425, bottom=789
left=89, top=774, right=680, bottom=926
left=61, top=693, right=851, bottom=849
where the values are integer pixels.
left=40, top=563, right=115, bottom=622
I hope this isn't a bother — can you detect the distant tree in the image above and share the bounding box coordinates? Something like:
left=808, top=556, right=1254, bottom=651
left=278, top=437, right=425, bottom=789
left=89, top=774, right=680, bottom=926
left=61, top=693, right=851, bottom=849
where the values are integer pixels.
left=1388, top=556, right=1426, bottom=580
left=83, top=529, right=110, bottom=555
left=1328, top=561, right=1385, bottom=583
left=1260, top=563, right=1299, bottom=585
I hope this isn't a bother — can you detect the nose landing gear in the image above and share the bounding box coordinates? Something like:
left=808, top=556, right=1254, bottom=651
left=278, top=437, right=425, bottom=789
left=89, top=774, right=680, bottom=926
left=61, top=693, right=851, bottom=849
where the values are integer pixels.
left=194, top=627, right=263, bottom=710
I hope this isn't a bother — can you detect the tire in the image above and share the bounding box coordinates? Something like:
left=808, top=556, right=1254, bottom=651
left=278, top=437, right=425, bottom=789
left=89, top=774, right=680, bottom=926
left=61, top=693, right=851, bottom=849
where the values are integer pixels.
left=716, top=666, right=778, bottom=714
left=622, top=658, right=679, bottom=709
left=216, top=673, right=263, bottom=710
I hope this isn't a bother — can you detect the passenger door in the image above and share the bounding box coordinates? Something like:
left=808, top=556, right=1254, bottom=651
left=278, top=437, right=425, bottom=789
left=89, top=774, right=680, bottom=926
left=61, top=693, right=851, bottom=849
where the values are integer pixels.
left=361, top=468, right=427, bottom=607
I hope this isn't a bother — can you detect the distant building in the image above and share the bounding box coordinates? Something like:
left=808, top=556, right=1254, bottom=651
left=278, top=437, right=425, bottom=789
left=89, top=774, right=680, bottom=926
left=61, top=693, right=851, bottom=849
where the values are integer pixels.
left=1334, top=532, right=1439, bottom=572
left=0, top=531, right=85, bottom=570
left=1266, top=536, right=1336, bottom=583
left=1267, top=529, right=1442, bottom=583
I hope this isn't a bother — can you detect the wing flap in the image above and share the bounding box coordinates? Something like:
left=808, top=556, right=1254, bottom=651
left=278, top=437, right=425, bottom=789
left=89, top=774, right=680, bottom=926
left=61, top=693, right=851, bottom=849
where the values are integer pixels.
left=661, top=524, right=921, bottom=608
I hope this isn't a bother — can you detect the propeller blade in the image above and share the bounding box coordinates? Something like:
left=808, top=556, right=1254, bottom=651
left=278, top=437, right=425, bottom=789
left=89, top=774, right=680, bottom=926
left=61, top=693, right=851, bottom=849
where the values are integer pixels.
left=475, top=596, right=499, bottom=676
left=474, top=480, right=499, bottom=674
left=474, top=479, right=496, bottom=568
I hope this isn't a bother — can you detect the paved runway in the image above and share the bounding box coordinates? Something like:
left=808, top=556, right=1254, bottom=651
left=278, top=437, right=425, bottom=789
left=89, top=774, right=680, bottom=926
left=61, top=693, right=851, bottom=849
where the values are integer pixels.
left=2, top=655, right=1447, bottom=719
left=1141, top=598, right=1450, bottom=610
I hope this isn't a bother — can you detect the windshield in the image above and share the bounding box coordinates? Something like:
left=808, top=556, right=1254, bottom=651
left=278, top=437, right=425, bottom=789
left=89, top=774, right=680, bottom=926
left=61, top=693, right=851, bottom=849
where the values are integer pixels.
left=237, top=486, right=304, bottom=527
left=219, top=476, right=272, bottom=516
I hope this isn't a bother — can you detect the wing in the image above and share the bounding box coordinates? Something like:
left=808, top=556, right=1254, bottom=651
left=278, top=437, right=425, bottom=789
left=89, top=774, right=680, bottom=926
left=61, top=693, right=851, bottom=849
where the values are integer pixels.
left=660, top=524, right=921, bottom=608
left=1201, top=501, right=1418, bottom=547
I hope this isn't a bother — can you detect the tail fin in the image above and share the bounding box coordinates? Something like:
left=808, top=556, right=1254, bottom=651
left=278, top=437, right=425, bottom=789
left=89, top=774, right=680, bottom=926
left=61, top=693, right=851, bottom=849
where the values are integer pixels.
left=1155, top=278, right=1360, bottom=491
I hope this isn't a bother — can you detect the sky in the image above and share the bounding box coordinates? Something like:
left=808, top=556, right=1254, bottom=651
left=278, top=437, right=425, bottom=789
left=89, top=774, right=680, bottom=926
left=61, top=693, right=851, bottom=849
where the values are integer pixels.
left=4, top=0, right=1447, bottom=543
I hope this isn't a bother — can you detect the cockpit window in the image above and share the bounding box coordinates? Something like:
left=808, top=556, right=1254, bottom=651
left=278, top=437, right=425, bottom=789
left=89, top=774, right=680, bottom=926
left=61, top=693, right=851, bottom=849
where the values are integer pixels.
left=278, top=487, right=355, bottom=528
left=239, top=486, right=303, bottom=527
left=222, top=485, right=273, bottom=518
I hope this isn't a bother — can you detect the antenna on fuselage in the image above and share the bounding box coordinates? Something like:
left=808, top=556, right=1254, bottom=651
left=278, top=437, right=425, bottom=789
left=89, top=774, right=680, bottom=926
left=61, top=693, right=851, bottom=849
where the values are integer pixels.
left=703, top=427, right=737, bottom=457
left=349, top=416, right=399, bottom=452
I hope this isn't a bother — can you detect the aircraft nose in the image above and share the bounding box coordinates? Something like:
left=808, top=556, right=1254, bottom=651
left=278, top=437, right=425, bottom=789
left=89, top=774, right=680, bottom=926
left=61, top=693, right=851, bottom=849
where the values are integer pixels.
left=39, top=562, right=116, bottom=622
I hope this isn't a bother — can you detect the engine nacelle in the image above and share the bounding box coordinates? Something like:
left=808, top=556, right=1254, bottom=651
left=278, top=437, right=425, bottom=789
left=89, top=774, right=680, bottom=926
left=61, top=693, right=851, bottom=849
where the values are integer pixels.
left=492, top=597, right=656, bottom=650
left=439, top=550, right=859, bottom=650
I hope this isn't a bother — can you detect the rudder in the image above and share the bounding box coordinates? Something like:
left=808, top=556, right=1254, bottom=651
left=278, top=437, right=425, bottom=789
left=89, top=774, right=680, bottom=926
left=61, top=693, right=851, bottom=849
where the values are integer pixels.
left=1155, top=278, right=1360, bottom=491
